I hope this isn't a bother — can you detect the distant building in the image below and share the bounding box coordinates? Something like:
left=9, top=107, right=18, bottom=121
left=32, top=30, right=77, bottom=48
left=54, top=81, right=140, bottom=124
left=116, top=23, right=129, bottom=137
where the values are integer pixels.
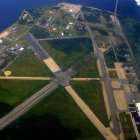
left=58, top=3, right=82, bottom=14
left=129, top=103, right=140, bottom=124
left=0, top=39, right=3, bottom=44
left=135, top=0, right=140, bottom=6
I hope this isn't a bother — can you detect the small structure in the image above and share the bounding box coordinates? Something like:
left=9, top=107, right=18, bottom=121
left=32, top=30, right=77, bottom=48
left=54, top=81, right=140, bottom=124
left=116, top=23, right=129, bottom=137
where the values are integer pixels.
left=58, top=3, right=82, bottom=14
left=4, top=71, right=12, bottom=77
left=19, top=47, right=24, bottom=52
left=0, top=39, right=3, bottom=44
left=129, top=103, right=140, bottom=124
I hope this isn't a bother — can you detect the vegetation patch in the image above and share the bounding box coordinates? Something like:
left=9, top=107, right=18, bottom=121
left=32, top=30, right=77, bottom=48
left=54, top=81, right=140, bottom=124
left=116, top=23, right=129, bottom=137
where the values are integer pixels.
left=7, top=49, right=52, bottom=77
left=0, top=84, right=105, bottom=140
left=40, top=38, right=93, bottom=70
left=119, top=112, right=136, bottom=140
left=108, top=70, right=118, bottom=78
left=73, top=53, right=99, bottom=78
left=72, top=81, right=109, bottom=127
left=119, top=17, right=140, bottom=71
left=30, top=26, right=50, bottom=39
left=0, top=80, right=48, bottom=112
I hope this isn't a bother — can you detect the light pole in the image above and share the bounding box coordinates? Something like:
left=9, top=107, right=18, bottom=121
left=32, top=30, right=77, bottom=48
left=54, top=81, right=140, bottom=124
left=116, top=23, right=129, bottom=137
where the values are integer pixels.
left=114, top=0, right=119, bottom=21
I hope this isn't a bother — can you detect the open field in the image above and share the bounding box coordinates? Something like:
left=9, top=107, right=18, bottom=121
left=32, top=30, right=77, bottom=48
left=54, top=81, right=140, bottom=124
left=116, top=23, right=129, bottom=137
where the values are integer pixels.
left=0, top=80, right=48, bottom=117
left=72, top=81, right=109, bottom=127
left=0, top=82, right=105, bottom=140
left=30, top=26, right=50, bottom=39
left=39, top=38, right=93, bottom=70
left=119, top=112, right=136, bottom=140
left=73, top=54, right=99, bottom=78
left=7, top=49, right=53, bottom=77
left=108, top=70, right=118, bottom=78
left=81, top=7, right=114, bottom=29
left=7, top=24, right=30, bottom=40
left=0, top=48, right=51, bottom=116
left=120, top=17, right=140, bottom=71
left=104, top=43, right=129, bottom=68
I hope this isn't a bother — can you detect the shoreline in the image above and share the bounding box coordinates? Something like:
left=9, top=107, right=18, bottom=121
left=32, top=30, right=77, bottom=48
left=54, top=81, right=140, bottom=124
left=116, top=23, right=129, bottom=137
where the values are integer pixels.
left=0, top=21, right=18, bottom=38
left=0, top=3, right=140, bottom=36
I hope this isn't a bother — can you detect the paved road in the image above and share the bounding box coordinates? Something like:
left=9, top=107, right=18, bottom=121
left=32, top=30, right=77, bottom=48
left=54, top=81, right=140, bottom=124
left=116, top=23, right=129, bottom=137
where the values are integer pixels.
left=89, top=26, right=120, bottom=135
left=80, top=11, right=121, bottom=135
left=24, top=33, right=71, bottom=87
left=0, top=80, right=58, bottom=131
left=37, top=36, right=89, bottom=41
left=24, top=32, right=118, bottom=139
left=72, top=78, right=100, bottom=81
left=24, top=33, right=50, bottom=60
left=0, top=76, right=52, bottom=80
left=65, top=85, right=117, bottom=140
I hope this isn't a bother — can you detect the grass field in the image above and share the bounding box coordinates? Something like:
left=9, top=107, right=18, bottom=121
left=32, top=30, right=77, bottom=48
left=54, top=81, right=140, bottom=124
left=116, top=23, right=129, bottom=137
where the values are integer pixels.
left=39, top=38, right=93, bottom=71
left=7, top=49, right=53, bottom=77
left=0, top=80, right=48, bottom=117
left=0, top=82, right=105, bottom=140
left=72, top=81, right=108, bottom=127
left=30, top=26, right=50, bottom=39
left=0, top=49, right=52, bottom=116
left=73, top=54, right=99, bottom=78
left=0, top=37, right=105, bottom=139
left=7, top=24, right=30, bottom=40
left=108, top=70, right=118, bottom=78
left=119, top=112, right=136, bottom=140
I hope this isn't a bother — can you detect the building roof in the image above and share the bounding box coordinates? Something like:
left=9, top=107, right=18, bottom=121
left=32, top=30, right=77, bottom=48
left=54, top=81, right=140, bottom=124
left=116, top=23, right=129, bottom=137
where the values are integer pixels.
left=136, top=103, right=140, bottom=116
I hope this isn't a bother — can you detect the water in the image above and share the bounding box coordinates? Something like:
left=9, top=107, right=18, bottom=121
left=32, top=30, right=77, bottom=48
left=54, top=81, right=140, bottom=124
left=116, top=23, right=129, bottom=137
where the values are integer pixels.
left=0, top=0, right=140, bottom=32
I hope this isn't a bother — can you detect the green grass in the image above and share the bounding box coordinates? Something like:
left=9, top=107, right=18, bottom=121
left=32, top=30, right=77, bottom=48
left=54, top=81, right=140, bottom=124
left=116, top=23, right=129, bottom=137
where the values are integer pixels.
left=119, top=112, right=136, bottom=140
left=7, top=24, right=30, bottom=40
left=108, top=70, right=118, bottom=78
left=72, top=81, right=109, bottom=127
left=104, top=48, right=116, bottom=68
left=0, top=48, right=52, bottom=115
left=137, top=83, right=140, bottom=91
left=39, top=38, right=93, bottom=71
left=1, top=86, right=104, bottom=140
left=7, top=49, right=53, bottom=77
left=73, top=54, right=99, bottom=78
left=30, top=26, right=50, bottom=39
left=0, top=80, right=49, bottom=110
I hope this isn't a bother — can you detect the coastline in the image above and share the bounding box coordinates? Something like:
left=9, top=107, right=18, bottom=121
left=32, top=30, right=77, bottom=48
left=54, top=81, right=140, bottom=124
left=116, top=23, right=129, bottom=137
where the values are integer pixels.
left=0, top=3, right=140, bottom=36
left=0, top=18, right=20, bottom=38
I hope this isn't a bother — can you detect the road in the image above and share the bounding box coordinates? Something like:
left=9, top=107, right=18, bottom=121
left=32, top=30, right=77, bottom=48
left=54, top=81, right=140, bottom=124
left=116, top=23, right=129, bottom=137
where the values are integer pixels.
left=24, top=33, right=50, bottom=60
left=0, top=76, right=51, bottom=80
left=65, top=85, right=117, bottom=140
left=37, top=36, right=89, bottom=41
left=80, top=11, right=121, bottom=135
left=72, top=78, right=100, bottom=81
left=88, top=25, right=120, bottom=135
left=24, top=32, right=118, bottom=139
left=24, top=33, right=71, bottom=87
left=0, top=80, right=58, bottom=131
left=0, top=25, right=118, bottom=139
left=0, top=76, right=100, bottom=81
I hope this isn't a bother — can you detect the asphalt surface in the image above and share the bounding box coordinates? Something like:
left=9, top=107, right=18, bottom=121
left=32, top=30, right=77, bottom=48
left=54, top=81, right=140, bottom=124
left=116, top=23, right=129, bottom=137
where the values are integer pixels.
left=24, top=33, right=50, bottom=60
left=0, top=76, right=52, bottom=80
left=80, top=11, right=121, bottom=135
left=0, top=80, right=58, bottom=131
left=37, top=36, right=89, bottom=41
left=88, top=25, right=121, bottom=135
left=24, top=33, right=71, bottom=87
left=65, top=85, right=117, bottom=140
